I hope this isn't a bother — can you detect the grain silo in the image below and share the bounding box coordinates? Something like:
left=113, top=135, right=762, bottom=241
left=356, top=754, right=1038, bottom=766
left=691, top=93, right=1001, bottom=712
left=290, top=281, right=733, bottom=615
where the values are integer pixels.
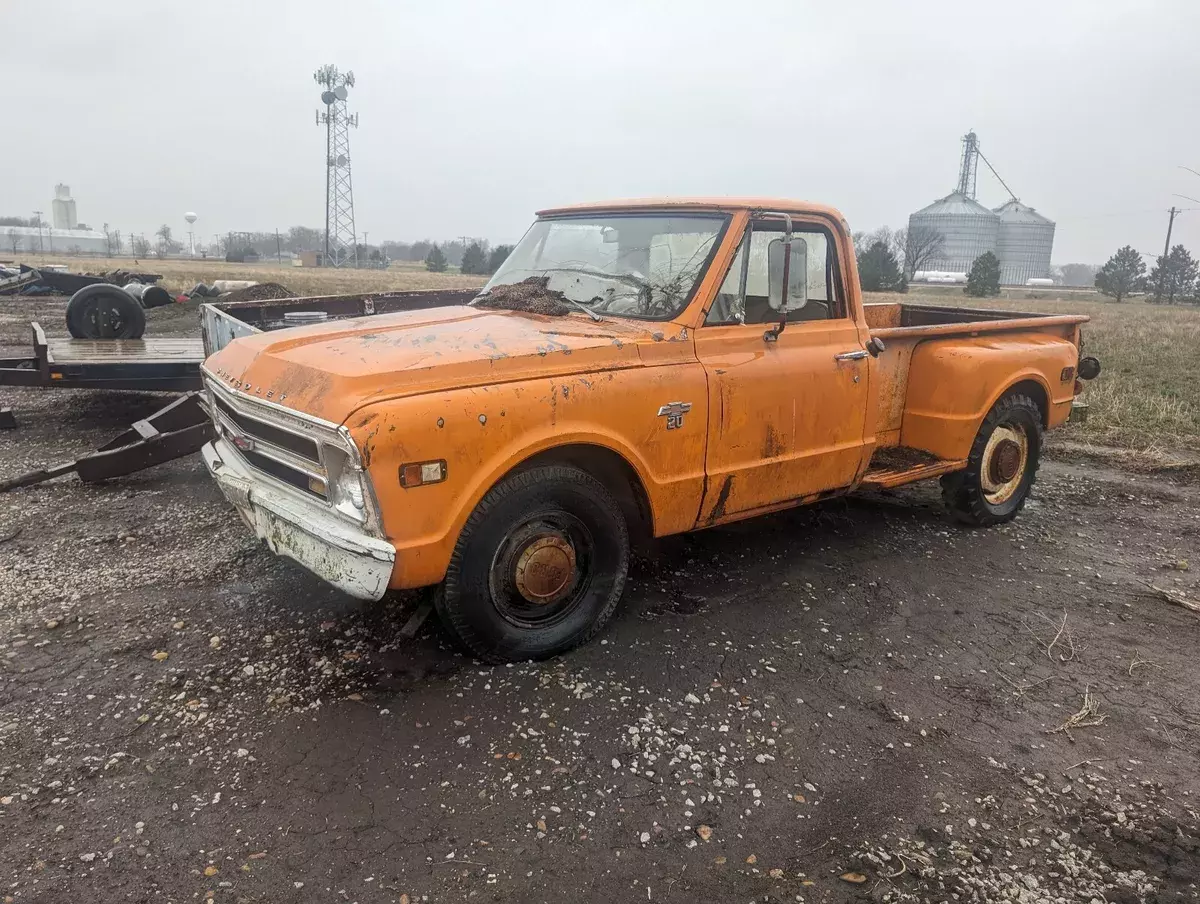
left=993, top=200, right=1055, bottom=284
left=908, top=131, right=1055, bottom=284
left=908, top=192, right=999, bottom=277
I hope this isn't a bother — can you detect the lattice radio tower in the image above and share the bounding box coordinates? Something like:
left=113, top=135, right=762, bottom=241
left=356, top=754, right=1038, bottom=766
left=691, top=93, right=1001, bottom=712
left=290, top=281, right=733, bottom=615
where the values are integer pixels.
left=315, top=64, right=359, bottom=268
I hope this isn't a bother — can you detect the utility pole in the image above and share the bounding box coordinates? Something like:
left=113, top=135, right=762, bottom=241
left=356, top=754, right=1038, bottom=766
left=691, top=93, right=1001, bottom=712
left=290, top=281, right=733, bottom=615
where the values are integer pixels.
left=276, top=229, right=282, bottom=262
left=1155, top=206, right=1178, bottom=303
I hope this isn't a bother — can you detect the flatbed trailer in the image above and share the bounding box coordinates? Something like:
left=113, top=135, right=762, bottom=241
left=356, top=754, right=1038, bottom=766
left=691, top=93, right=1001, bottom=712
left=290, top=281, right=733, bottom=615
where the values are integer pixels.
left=0, top=288, right=478, bottom=492
left=0, top=323, right=204, bottom=392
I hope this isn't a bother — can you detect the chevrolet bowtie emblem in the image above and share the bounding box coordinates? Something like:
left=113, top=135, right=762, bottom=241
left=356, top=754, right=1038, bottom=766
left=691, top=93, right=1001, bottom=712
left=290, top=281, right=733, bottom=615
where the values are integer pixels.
left=657, top=401, right=692, bottom=430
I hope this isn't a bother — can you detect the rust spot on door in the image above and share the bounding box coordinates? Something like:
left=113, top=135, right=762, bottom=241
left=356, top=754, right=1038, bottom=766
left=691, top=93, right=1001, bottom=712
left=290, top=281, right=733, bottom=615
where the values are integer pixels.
left=706, top=475, right=734, bottom=524
left=762, top=423, right=785, bottom=458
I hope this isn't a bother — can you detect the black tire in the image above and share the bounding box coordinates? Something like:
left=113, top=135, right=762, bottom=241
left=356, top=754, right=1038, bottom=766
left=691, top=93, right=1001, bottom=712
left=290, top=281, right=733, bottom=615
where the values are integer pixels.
left=140, top=285, right=173, bottom=309
left=941, top=392, right=1043, bottom=526
left=436, top=465, right=630, bottom=663
left=66, top=285, right=146, bottom=339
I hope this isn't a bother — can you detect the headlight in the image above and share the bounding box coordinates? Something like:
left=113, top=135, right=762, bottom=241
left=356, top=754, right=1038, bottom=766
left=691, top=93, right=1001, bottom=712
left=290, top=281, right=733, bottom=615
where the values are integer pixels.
left=323, top=443, right=371, bottom=524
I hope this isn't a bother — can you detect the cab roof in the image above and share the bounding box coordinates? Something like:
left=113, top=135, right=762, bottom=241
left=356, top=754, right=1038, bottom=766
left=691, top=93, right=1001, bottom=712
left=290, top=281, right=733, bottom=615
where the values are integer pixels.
left=536, top=197, right=847, bottom=221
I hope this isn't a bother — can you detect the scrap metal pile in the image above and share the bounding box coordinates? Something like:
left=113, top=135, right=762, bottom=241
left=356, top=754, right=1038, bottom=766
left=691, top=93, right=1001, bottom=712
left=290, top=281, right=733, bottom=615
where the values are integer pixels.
left=0, top=263, right=165, bottom=297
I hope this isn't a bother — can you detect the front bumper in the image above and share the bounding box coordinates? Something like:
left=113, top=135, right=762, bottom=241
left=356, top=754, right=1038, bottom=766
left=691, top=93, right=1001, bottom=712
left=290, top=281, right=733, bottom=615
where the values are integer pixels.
left=203, top=438, right=396, bottom=600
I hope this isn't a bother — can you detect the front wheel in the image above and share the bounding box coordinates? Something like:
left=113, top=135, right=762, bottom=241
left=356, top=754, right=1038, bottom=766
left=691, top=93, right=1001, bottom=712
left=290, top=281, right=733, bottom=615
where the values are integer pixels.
left=436, top=465, right=630, bottom=663
left=941, top=392, right=1043, bottom=526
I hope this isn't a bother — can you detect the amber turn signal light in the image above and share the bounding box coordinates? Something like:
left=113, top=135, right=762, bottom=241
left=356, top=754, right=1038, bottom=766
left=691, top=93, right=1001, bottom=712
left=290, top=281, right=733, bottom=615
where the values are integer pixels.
left=399, top=460, right=447, bottom=488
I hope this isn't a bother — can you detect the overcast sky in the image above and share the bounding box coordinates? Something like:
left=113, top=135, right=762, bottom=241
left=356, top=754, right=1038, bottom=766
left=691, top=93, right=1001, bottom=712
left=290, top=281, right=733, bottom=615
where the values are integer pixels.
left=5, top=0, right=1199, bottom=264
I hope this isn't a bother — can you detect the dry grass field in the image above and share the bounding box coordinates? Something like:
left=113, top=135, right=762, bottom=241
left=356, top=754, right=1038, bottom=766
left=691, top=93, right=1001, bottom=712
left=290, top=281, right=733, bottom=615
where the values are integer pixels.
left=17, top=254, right=487, bottom=297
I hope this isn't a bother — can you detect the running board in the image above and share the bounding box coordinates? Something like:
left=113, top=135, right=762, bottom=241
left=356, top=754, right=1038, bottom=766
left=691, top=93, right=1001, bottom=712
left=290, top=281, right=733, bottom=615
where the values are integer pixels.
left=860, top=458, right=966, bottom=490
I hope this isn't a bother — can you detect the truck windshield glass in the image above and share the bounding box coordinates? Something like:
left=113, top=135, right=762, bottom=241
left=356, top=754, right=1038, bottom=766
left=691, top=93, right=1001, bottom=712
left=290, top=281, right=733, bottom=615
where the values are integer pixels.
left=477, top=214, right=728, bottom=320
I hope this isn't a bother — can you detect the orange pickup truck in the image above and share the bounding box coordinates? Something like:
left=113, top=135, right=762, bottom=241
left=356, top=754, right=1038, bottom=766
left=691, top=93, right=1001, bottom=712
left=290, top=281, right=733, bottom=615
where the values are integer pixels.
left=200, top=198, right=1099, bottom=661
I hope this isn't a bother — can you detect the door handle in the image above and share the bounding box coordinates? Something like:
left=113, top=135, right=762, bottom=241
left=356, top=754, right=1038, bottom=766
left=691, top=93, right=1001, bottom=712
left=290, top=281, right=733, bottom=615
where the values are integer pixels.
left=834, top=350, right=869, bottom=361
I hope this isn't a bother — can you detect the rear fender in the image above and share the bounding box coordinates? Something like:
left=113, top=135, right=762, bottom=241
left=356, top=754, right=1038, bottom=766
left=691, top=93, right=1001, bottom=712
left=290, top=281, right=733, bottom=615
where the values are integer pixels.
left=899, top=334, right=1077, bottom=461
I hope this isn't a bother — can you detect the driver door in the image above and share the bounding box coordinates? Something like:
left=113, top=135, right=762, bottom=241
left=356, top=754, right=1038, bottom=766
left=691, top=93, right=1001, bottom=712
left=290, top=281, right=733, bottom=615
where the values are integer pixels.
left=695, top=220, right=871, bottom=523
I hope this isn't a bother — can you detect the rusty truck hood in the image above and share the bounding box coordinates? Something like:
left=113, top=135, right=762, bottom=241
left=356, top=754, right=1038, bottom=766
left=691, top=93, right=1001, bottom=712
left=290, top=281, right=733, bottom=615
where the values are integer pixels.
left=203, top=305, right=660, bottom=423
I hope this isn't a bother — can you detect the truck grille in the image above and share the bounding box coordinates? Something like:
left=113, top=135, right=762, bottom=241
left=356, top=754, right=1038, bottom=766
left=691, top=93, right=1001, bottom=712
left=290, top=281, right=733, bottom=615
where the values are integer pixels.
left=206, top=380, right=327, bottom=499
left=211, top=395, right=321, bottom=463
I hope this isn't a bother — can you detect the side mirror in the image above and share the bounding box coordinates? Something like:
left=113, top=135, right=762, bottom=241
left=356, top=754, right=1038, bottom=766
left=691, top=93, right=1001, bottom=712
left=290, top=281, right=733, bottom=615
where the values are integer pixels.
left=767, top=237, right=807, bottom=311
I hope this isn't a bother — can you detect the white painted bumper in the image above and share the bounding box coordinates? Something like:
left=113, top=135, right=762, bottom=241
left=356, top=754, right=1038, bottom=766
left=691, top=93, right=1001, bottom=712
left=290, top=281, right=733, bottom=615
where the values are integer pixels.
left=202, top=439, right=396, bottom=601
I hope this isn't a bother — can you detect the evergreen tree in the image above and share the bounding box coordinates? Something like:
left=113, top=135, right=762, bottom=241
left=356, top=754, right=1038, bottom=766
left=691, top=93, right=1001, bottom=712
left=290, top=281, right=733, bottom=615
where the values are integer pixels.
left=1094, top=245, right=1146, bottom=303
left=460, top=242, right=488, bottom=275
left=424, top=244, right=447, bottom=273
left=486, top=244, right=514, bottom=274
left=857, top=240, right=906, bottom=292
left=964, top=251, right=1001, bottom=297
left=1149, top=244, right=1198, bottom=304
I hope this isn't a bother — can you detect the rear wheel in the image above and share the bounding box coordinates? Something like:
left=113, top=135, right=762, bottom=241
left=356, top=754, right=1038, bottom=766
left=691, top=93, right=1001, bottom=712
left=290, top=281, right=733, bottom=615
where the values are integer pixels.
left=436, top=465, right=630, bottom=663
left=941, top=392, right=1042, bottom=526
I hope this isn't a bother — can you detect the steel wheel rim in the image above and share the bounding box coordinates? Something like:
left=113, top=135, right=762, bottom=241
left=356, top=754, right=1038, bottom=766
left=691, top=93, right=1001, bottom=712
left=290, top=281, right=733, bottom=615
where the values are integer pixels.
left=980, top=424, right=1029, bottom=505
left=85, top=298, right=129, bottom=338
left=488, top=513, right=593, bottom=628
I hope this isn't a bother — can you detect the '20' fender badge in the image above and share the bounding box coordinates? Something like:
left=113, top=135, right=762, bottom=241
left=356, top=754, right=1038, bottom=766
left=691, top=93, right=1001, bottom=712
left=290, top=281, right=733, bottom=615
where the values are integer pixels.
left=657, top=401, right=692, bottom=430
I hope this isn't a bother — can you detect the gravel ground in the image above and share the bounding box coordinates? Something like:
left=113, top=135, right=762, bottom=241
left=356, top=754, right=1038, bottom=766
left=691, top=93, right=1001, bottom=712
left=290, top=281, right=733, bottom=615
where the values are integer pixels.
left=1, top=298, right=1199, bottom=903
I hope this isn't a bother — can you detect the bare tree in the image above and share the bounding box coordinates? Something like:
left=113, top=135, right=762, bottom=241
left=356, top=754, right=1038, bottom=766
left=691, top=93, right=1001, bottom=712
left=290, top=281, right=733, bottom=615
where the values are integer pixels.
left=1059, top=263, right=1098, bottom=287
left=155, top=223, right=178, bottom=257
left=903, top=224, right=946, bottom=278
left=6, top=228, right=20, bottom=254
left=102, top=223, right=122, bottom=257
left=890, top=227, right=907, bottom=265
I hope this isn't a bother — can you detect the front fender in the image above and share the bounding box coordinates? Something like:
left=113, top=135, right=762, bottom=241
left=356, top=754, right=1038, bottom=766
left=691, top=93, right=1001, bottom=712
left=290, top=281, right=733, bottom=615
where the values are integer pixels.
left=346, top=366, right=709, bottom=589
left=900, top=333, right=1077, bottom=461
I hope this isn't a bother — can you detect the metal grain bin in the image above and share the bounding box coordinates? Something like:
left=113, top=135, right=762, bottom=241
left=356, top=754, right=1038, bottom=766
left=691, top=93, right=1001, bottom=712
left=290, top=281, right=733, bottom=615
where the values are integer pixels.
left=907, top=192, right=1000, bottom=276
left=994, top=200, right=1055, bottom=285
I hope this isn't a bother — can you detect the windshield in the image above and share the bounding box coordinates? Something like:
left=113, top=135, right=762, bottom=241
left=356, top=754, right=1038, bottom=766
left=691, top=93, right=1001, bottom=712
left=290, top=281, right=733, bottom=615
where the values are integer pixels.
left=476, top=213, right=728, bottom=320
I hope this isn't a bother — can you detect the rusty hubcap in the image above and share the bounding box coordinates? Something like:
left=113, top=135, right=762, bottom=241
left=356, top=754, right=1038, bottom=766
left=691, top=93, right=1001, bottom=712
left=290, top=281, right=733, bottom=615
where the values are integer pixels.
left=514, top=535, right=577, bottom=605
left=991, top=438, right=1022, bottom=483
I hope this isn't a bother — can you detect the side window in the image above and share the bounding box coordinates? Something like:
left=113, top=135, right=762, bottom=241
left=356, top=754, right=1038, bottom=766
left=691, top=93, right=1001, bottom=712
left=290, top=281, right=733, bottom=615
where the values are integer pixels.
left=705, top=225, right=841, bottom=325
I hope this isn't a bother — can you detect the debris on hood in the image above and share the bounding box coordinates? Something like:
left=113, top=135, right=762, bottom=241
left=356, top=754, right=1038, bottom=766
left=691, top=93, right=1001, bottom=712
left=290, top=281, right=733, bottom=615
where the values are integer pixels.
left=473, top=276, right=573, bottom=316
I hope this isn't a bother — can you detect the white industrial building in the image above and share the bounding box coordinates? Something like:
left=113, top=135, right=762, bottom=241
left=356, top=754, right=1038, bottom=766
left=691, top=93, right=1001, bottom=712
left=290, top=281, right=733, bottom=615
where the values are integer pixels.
left=2, top=184, right=109, bottom=256
left=3, top=225, right=109, bottom=255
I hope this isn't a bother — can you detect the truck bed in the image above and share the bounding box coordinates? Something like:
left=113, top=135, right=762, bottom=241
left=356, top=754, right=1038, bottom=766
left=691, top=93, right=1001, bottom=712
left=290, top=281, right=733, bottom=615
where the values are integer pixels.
left=863, top=302, right=1089, bottom=451
left=864, top=302, right=1087, bottom=338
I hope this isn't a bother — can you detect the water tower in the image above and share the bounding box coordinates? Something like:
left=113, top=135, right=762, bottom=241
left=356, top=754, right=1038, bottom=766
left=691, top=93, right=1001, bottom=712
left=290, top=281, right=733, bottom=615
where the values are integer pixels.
left=184, top=212, right=198, bottom=256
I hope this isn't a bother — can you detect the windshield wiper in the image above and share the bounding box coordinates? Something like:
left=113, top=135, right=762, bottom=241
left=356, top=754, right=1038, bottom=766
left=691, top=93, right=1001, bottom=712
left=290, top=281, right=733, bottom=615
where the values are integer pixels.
left=562, top=295, right=602, bottom=322
left=538, top=266, right=648, bottom=292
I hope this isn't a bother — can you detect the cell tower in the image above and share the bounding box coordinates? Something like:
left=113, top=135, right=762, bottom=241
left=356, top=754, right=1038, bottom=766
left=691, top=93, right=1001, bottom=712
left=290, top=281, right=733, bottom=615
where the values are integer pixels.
left=955, top=130, right=980, bottom=200
left=315, top=64, right=359, bottom=268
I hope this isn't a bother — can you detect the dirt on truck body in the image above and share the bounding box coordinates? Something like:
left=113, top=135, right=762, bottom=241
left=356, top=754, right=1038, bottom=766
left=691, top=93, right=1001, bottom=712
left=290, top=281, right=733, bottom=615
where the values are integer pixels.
left=199, top=197, right=1100, bottom=662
